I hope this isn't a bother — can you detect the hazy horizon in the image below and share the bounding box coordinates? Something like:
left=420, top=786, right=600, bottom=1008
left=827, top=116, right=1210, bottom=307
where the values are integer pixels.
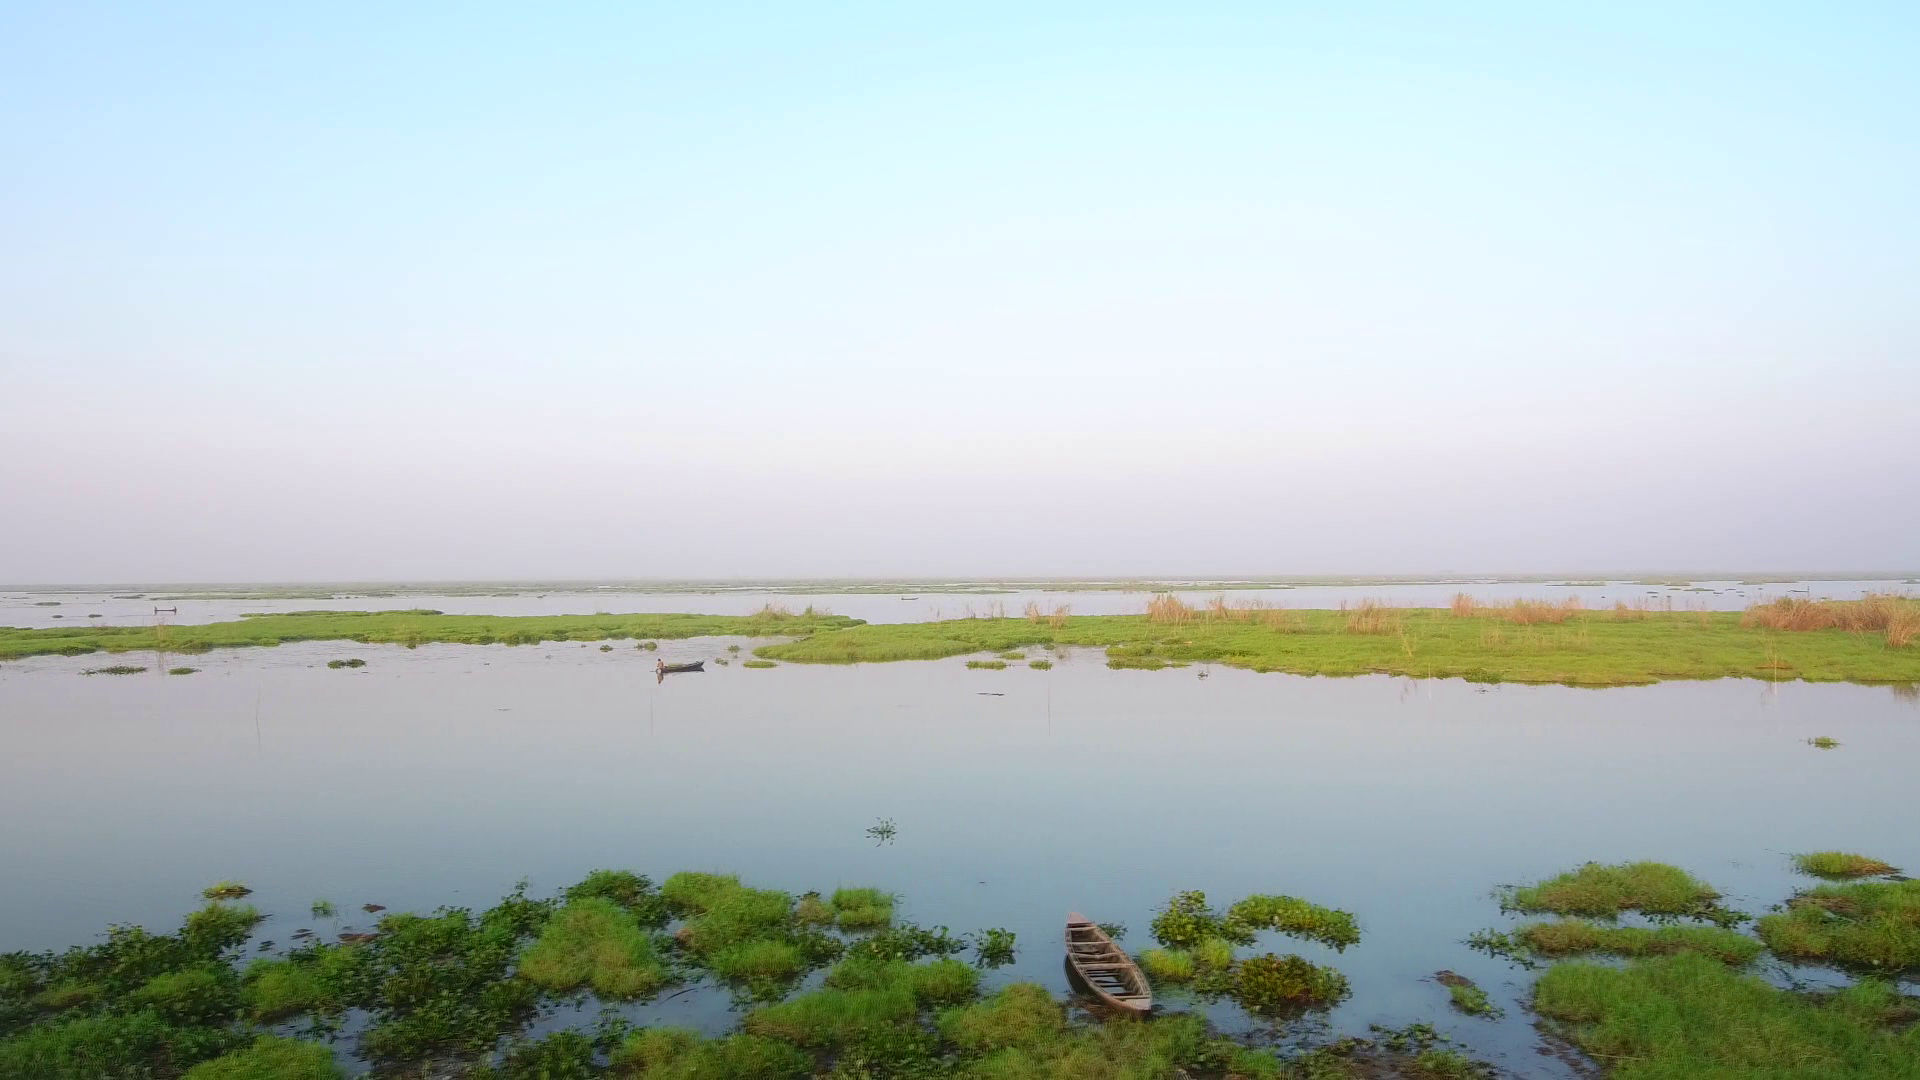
left=5, top=4, right=1915, bottom=583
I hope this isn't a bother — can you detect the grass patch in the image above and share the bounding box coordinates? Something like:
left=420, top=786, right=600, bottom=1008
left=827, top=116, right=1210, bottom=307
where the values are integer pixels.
left=1757, top=879, right=1920, bottom=973
left=741, top=659, right=776, bottom=668
left=516, top=898, right=667, bottom=1000
left=1445, top=981, right=1500, bottom=1018
left=1027, top=659, right=1052, bottom=670
left=996, top=651, right=1025, bottom=660
left=937, top=982, right=1063, bottom=1054
left=1794, top=852, right=1900, bottom=879
left=241, top=958, right=329, bottom=1022
left=1139, top=948, right=1195, bottom=981
left=1230, top=953, right=1350, bottom=1012
left=709, top=939, right=807, bottom=981
left=1809, top=735, right=1841, bottom=749
left=1534, top=951, right=1920, bottom=1078
left=611, top=1029, right=811, bottom=1079
left=1505, top=861, right=1734, bottom=922
left=201, top=881, right=252, bottom=900
left=1224, top=894, right=1361, bottom=951
left=167, top=667, right=199, bottom=675
left=182, top=1035, right=346, bottom=1079
left=324, top=658, right=365, bottom=669
left=830, top=887, right=894, bottom=930
left=965, top=659, right=1007, bottom=669
left=743, top=985, right=917, bottom=1048
left=1516, top=920, right=1763, bottom=965
left=80, top=665, right=145, bottom=675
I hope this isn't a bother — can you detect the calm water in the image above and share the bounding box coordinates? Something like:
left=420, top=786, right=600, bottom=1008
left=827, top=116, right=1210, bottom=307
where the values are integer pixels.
left=2, top=638, right=1916, bottom=1075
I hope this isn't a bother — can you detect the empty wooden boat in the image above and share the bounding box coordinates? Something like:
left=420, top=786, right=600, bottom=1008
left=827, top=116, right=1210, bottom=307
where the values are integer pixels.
left=1065, top=912, right=1151, bottom=1013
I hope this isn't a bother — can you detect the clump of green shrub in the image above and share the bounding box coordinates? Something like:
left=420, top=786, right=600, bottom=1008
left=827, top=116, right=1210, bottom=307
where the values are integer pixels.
left=1757, top=879, right=1920, bottom=972
left=972, top=927, right=1016, bottom=968
left=517, top=898, right=667, bottom=999
left=1225, top=894, right=1360, bottom=950
left=1230, top=953, right=1349, bottom=1013
left=324, top=658, right=366, bottom=669
left=1793, top=852, right=1899, bottom=879
left=831, top=887, right=894, bottom=930
left=1505, top=861, right=1734, bottom=922
left=182, top=1035, right=346, bottom=1079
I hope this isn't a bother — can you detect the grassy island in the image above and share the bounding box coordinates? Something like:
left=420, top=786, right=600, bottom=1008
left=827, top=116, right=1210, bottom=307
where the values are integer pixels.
left=5, top=595, right=1916, bottom=686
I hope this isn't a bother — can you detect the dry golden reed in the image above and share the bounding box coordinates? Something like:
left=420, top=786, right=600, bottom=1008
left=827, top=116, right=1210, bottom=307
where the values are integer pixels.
left=1742, top=594, right=1919, bottom=648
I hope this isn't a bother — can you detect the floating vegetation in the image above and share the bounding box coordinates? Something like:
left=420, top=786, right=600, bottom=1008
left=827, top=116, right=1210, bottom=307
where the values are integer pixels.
left=1435, top=971, right=1502, bottom=1018
left=1534, top=952, right=1920, bottom=1078
left=965, top=659, right=1007, bottom=669
left=866, top=818, right=897, bottom=845
left=1515, top=920, right=1763, bottom=966
left=598, top=643, right=612, bottom=651
left=180, top=1036, right=345, bottom=1079
left=1230, top=953, right=1350, bottom=1012
left=518, top=897, right=671, bottom=1000
left=80, top=665, right=145, bottom=675
left=1028, top=659, right=1053, bottom=669
left=166, top=666, right=200, bottom=675
left=795, top=892, right=834, bottom=927
left=1139, top=947, right=1196, bottom=982
left=742, top=659, right=776, bottom=668
left=1756, top=879, right=1920, bottom=972
left=1793, top=852, right=1899, bottom=879
left=1224, top=893, right=1361, bottom=951
left=1808, top=735, right=1840, bottom=749
left=324, top=658, right=366, bottom=669
left=636, top=640, right=658, bottom=650
left=1504, top=861, right=1739, bottom=924
left=971, top=927, right=1016, bottom=968
left=712, top=656, right=730, bottom=665
left=202, top=880, right=253, bottom=900
left=996, top=651, right=1025, bottom=660
left=309, top=899, right=336, bottom=919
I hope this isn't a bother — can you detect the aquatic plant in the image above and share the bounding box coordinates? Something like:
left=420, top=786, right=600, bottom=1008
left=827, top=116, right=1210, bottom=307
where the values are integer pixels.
left=309, top=899, right=336, bottom=919
left=795, top=892, right=834, bottom=927
left=80, top=665, right=146, bottom=675
left=936, top=982, right=1063, bottom=1054
left=519, top=898, right=669, bottom=999
left=1150, top=891, right=1233, bottom=948
left=636, top=640, right=658, bottom=650
left=167, top=666, right=200, bottom=675
left=965, top=659, right=1007, bottom=669
left=1027, top=659, right=1052, bottom=669
left=1793, top=852, right=1898, bottom=879
left=865, top=818, right=897, bottom=845
left=201, top=881, right=252, bottom=900
left=598, top=644, right=612, bottom=652
left=565, top=869, right=668, bottom=926
left=1224, top=893, right=1361, bottom=951
left=1515, top=920, right=1762, bottom=965
left=1193, top=936, right=1236, bottom=971
left=324, top=658, right=365, bottom=669
left=1229, top=953, right=1349, bottom=1012
left=709, top=939, right=807, bottom=981
left=1808, top=735, right=1840, bottom=749
left=742, top=659, right=776, bottom=668
left=610, top=1028, right=811, bottom=1079
left=1504, top=861, right=1736, bottom=923
left=971, top=927, right=1016, bottom=968
left=996, top=651, right=1025, bottom=660
left=240, top=958, right=330, bottom=1023
left=1533, top=952, right=1920, bottom=1078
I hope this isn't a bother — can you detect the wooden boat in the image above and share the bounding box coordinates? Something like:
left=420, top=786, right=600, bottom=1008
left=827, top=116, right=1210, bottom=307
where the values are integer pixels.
left=657, top=661, right=704, bottom=674
left=1065, top=912, right=1151, bottom=1013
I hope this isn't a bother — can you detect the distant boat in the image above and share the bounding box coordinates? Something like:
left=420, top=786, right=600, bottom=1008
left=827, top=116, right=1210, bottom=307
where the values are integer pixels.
left=1065, top=912, right=1151, bottom=1013
left=899, top=596, right=920, bottom=600
left=657, top=661, right=704, bottom=674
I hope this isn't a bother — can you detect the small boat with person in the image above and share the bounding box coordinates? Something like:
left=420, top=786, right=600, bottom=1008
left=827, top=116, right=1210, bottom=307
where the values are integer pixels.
left=655, top=659, right=705, bottom=675
left=1065, top=912, right=1152, bottom=1013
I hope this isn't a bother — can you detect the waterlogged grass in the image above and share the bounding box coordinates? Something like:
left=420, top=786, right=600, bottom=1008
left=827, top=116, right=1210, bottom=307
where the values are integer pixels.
left=182, top=1035, right=344, bottom=1079
left=1140, top=948, right=1196, bottom=982
left=1757, top=879, right=1920, bottom=973
left=830, top=887, right=894, bottom=930
left=200, top=881, right=252, bottom=900
left=1231, top=954, right=1350, bottom=1013
left=1028, top=659, right=1053, bottom=670
left=1809, top=735, right=1841, bottom=749
left=1515, top=920, right=1764, bottom=965
left=965, top=659, right=1007, bottom=669
left=1435, top=972, right=1501, bottom=1018
left=0, top=608, right=864, bottom=661
left=1794, top=852, right=1900, bottom=879
left=80, top=665, right=146, bottom=675
left=755, top=608, right=1920, bottom=685
left=324, top=658, right=365, bottom=669
left=741, top=659, right=777, bottom=668
left=518, top=898, right=669, bottom=999
left=1505, top=862, right=1735, bottom=922
left=167, top=667, right=199, bottom=675
left=1534, top=952, right=1920, bottom=1078
left=611, top=1028, right=811, bottom=1079
left=1224, top=894, right=1361, bottom=951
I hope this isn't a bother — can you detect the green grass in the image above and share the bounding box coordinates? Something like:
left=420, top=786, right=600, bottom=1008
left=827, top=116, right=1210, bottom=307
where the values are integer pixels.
left=1808, top=735, right=1841, bottom=748
left=754, top=608, right=1920, bottom=686
left=709, top=939, right=808, bottom=981
left=830, top=887, right=894, bottom=930
left=1794, top=852, right=1900, bottom=879
left=743, top=985, right=918, bottom=1048
left=937, top=983, right=1063, bottom=1054
left=1139, top=948, right=1196, bottom=981
left=167, top=667, right=199, bottom=675
left=201, top=880, right=252, bottom=900
left=1516, top=920, right=1763, bottom=965
left=1445, top=980, right=1500, bottom=1018
left=742, top=659, right=776, bottom=668
left=1533, top=951, right=1920, bottom=1078
left=516, top=898, right=667, bottom=999
left=610, top=1029, right=811, bottom=1079
left=80, top=665, right=146, bottom=675
left=996, top=651, right=1025, bottom=660
left=182, top=1035, right=346, bottom=1079
left=1028, top=659, right=1053, bottom=669
left=1224, top=894, right=1361, bottom=950
left=1229, top=953, right=1350, bottom=1012
left=0, top=608, right=864, bottom=661
left=1756, top=879, right=1920, bottom=973
left=241, top=958, right=329, bottom=1022
left=965, top=659, right=1007, bottom=669
left=1193, top=937, right=1236, bottom=971
left=1505, top=862, right=1734, bottom=921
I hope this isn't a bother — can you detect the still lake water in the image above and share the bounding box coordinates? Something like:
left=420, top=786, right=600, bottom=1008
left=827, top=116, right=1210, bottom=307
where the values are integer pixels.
left=2, top=632, right=1916, bottom=1075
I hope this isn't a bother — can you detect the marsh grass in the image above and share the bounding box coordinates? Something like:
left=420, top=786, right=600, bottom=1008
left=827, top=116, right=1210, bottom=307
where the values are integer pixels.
left=742, top=659, right=776, bottom=668
left=1515, top=920, right=1763, bottom=965
left=1145, top=592, right=1194, bottom=623
left=324, top=658, right=365, bottom=669
left=1808, top=736, right=1840, bottom=749
left=709, top=939, right=807, bottom=981
left=611, top=1029, right=811, bottom=1079
left=1793, top=852, right=1899, bottom=879
left=1757, top=879, right=1920, bottom=972
left=1505, top=862, right=1734, bottom=922
left=181, top=1036, right=345, bottom=1079
left=1435, top=972, right=1501, bottom=1018
left=1139, top=948, right=1196, bottom=981
left=830, top=887, right=894, bottom=930
left=996, top=651, right=1025, bottom=660
left=1743, top=593, right=1920, bottom=647
left=202, top=881, right=252, bottom=901
left=965, top=659, right=1007, bottom=669
left=1533, top=952, right=1920, bottom=1078
left=167, top=666, right=200, bottom=675
left=1342, top=599, right=1401, bottom=635
left=1230, top=953, right=1350, bottom=1012
left=80, top=665, right=146, bottom=675
left=1027, top=659, right=1052, bottom=670
left=517, top=897, right=667, bottom=999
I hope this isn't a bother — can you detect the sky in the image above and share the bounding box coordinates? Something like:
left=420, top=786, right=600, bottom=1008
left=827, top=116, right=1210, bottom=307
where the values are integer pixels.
left=2, top=2, right=1916, bottom=583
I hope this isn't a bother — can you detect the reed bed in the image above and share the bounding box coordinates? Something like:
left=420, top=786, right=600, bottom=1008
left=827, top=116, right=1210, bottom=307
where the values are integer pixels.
left=1742, top=594, right=1920, bottom=647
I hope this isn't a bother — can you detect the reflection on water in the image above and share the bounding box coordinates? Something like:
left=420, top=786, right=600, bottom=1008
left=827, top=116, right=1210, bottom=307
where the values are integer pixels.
left=1, top=642, right=1915, bottom=1073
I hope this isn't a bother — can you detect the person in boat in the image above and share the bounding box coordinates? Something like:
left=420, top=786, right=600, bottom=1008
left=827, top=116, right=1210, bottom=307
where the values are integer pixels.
left=655, top=658, right=665, bottom=675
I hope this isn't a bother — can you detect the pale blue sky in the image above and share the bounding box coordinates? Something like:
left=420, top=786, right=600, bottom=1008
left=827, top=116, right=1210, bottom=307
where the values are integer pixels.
left=2, top=3, right=1915, bottom=581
